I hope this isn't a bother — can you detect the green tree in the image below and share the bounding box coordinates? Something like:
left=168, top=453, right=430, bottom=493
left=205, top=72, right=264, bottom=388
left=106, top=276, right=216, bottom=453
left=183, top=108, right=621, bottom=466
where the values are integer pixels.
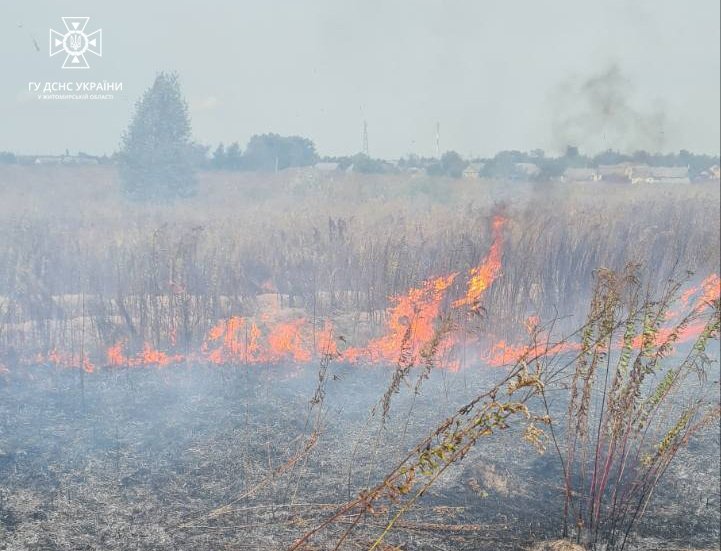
left=225, top=142, right=243, bottom=170
left=440, top=150, right=467, bottom=178
left=211, top=143, right=226, bottom=169
left=348, top=153, right=388, bottom=174
left=480, top=150, right=523, bottom=178
left=118, top=72, right=196, bottom=199
left=243, top=133, right=318, bottom=171
left=427, top=150, right=467, bottom=178
left=0, top=151, right=16, bottom=164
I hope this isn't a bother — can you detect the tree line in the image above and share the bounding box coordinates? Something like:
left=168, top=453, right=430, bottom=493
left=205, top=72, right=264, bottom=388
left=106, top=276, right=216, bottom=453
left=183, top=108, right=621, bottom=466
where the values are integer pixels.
left=1, top=72, right=717, bottom=200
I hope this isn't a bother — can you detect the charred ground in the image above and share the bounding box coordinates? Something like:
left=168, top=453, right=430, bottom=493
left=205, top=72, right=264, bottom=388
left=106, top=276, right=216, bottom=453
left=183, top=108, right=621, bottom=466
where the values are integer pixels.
left=0, top=167, right=719, bottom=550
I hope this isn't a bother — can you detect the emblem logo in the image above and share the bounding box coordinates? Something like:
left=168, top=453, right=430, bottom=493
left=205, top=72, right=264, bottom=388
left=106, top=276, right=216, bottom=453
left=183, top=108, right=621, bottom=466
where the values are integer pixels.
left=49, top=17, right=102, bottom=69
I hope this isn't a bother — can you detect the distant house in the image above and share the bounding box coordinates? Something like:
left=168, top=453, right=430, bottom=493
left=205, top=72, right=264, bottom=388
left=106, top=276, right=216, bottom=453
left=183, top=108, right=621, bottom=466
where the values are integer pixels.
left=514, top=162, right=540, bottom=178
left=563, top=167, right=599, bottom=182
left=629, top=165, right=689, bottom=184
left=34, top=156, right=64, bottom=165
left=314, top=162, right=340, bottom=172
left=462, top=162, right=483, bottom=179
left=34, top=155, right=99, bottom=166
left=63, top=155, right=99, bottom=166
left=699, top=164, right=720, bottom=181
left=597, top=163, right=633, bottom=183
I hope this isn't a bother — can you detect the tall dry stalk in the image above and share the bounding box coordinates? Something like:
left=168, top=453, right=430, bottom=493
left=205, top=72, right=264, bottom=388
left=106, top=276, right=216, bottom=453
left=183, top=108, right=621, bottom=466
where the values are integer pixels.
left=547, top=267, right=720, bottom=549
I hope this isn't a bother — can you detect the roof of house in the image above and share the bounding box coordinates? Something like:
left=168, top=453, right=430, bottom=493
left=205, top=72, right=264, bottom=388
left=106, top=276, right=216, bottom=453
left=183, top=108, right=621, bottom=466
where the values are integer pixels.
left=631, top=165, right=688, bottom=179
left=34, top=156, right=64, bottom=164
left=597, top=164, right=631, bottom=176
left=651, top=166, right=688, bottom=178
left=34, top=155, right=99, bottom=165
left=564, top=168, right=597, bottom=180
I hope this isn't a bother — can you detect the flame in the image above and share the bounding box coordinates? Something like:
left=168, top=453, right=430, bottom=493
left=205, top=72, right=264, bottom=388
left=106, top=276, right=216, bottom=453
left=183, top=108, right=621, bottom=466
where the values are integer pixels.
left=135, top=343, right=181, bottom=367
left=104, top=341, right=183, bottom=368
left=317, top=321, right=338, bottom=357
left=266, top=319, right=312, bottom=363
left=203, top=316, right=252, bottom=363
left=632, top=274, right=719, bottom=349
left=344, top=273, right=457, bottom=365
left=11, top=217, right=713, bottom=377
left=697, top=273, right=721, bottom=309
left=201, top=315, right=311, bottom=365
left=486, top=339, right=582, bottom=367
left=45, top=349, right=96, bottom=372
left=453, top=215, right=507, bottom=310
left=488, top=274, right=720, bottom=367
left=107, top=341, right=127, bottom=367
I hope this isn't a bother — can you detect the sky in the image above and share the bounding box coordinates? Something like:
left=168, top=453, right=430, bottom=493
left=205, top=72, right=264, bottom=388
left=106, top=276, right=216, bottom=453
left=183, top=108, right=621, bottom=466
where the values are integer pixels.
left=1, top=0, right=719, bottom=158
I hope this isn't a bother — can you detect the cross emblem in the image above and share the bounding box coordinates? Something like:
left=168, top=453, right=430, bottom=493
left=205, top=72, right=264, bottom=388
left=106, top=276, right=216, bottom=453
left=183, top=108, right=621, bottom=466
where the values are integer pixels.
left=49, top=17, right=102, bottom=69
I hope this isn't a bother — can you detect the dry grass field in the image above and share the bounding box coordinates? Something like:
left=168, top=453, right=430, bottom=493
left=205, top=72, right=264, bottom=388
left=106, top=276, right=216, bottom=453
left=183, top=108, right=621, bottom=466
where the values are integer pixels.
left=0, top=165, right=718, bottom=550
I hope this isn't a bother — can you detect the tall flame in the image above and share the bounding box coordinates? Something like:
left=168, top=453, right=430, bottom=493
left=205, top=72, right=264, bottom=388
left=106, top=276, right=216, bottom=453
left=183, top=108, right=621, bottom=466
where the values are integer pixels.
left=452, top=215, right=507, bottom=310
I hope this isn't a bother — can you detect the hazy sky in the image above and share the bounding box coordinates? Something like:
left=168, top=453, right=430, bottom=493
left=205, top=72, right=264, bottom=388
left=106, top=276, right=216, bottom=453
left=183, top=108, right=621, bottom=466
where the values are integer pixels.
left=1, top=1, right=719, bottom=158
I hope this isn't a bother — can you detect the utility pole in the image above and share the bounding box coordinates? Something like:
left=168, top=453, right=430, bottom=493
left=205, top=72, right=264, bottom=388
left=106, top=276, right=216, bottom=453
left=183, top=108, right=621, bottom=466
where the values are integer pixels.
left=362, top=120, right=369, bottom=156
left=435, top=122, right=440, bottom=158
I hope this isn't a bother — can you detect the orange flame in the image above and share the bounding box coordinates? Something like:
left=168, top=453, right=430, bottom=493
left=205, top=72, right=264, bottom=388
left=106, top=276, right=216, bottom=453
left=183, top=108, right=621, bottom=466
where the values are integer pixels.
left=135, top=343, right=182, bottom=367
left=453, top=215, right=507, bottom=310
left=19, top=223, right=714, bottom=377
left=317, top=320, right=338, bottom=357
left=45, top=349, right=96, bottom=372
left=344, top=273, right=457, bottom=365
left=266, top=319, right=311, bottom=363
left=104, top=341, right=183, bottom=368
left=487, top=274, right=720, bottom=367
left=107, top=341, right=127, bottom=367
left=697, top=273, right=721, bottom=309
left=201, top=316, right=312, bottom=365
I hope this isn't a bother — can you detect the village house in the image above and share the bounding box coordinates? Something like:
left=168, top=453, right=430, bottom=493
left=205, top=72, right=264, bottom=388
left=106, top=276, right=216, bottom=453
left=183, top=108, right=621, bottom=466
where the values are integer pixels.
left=628, top=165, right=689, bottom=184
left=513, top=162, right=540, bottom=178
left=699, top=164, right=720, bottom=181
left=562, top=167, right=599, bottom=182
left=462, top=162, right=483, bottom=179
left=313, top=161, right=340, bottom=171
left=597, top=163, right=634, bottom=183
left=34, top=155, right=100, bottom=166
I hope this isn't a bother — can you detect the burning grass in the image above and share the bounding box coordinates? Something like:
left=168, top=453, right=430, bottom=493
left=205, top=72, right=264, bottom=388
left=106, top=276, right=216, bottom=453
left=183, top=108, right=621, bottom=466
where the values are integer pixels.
left=0, top=166, right=719, bottom=549
left=0, top=167, right=718, bottom=373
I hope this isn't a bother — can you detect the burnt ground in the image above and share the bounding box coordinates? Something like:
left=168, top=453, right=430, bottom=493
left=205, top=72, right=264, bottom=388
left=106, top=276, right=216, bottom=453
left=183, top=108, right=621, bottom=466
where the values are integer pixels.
left=0, top=363, right=718, bottom=550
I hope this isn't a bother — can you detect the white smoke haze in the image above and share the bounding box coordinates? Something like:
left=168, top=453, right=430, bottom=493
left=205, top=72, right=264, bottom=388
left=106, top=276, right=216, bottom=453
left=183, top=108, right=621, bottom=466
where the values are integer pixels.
left=0, top=2, right=719, bottom=551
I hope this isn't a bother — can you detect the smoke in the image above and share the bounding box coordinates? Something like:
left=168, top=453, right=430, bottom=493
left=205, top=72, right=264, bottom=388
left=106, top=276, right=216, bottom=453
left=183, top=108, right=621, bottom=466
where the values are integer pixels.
left=550, top=63, right=668, bottom=154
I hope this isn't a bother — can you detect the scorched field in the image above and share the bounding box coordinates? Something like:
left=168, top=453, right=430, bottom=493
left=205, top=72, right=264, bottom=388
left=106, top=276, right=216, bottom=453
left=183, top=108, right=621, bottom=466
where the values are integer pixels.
left=0, top=166, right=719, bottom=550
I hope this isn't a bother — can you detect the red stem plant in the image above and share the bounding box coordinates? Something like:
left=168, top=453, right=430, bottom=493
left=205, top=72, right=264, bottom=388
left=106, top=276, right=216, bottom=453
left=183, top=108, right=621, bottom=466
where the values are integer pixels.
left=545, top=267, right=720, bottom=550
